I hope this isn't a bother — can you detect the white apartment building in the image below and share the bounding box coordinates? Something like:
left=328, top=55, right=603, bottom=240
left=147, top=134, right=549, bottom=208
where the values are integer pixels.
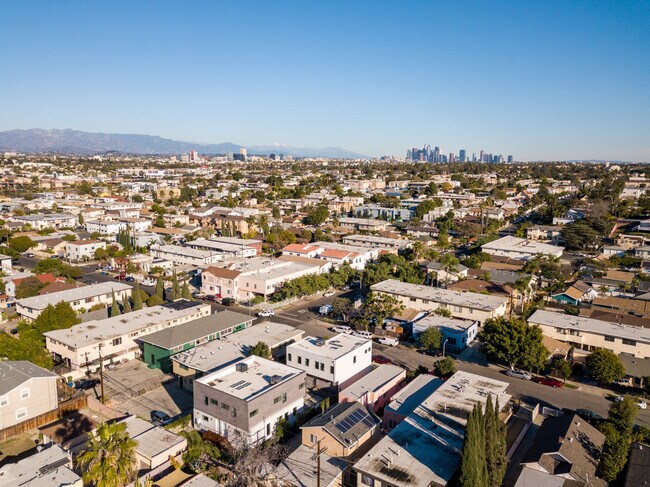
left=481, top=236, right=564, bottom=261
left=16, top=282, right=132, bottom=320
left=528, top=309, right=650, bottom=359
left=12, top=213, right=77, bottom=230
left=193, top=356, right=306, bottom=446
left=282, top=241, right=380, bottom=270
left=85, top=219, right=126, bottom=236
left=64, top=239, right=106, bottom=262
left=342, top=234, right=412, bottom=251
left=150, top=244, right=224, bottom=267
left=186, top=237, right=261, bottom=258
left=201, top=256, right=328, bottom=301
left=44, top=302, right=211, bottom=376
left=371, top=279, right=508, bottom=323
left=286, top=334, right=373, bottom=390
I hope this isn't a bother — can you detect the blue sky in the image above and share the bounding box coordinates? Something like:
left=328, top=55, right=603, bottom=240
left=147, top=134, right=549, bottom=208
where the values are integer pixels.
left=1, top=1, right=649, bottom=160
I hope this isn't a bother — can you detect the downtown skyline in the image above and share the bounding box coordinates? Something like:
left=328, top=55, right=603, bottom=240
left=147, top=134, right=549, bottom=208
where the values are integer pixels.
left=1, top=1, right=649, bottom=161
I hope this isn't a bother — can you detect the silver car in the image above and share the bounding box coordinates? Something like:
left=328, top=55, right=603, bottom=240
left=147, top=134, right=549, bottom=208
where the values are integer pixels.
left=506, top=369, right=532, bottom=380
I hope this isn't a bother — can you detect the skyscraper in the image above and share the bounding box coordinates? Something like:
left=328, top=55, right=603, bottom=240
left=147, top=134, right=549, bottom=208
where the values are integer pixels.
left=434, top=146, right=440, bottom=163
left=480, top=149, right=484, bottom=163
left=507, top=155, right=513, bottom=163
left=459, top=149, right=466, bottom=162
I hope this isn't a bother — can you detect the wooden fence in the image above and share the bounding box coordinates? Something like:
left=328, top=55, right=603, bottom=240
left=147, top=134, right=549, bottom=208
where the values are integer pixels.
left=0, top=393, right=87, bottom=442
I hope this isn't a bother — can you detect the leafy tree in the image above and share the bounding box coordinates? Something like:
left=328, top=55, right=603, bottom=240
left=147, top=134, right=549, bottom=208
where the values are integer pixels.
left=147, top=294, right=163, bottom=307
left=181, top=281, right=193, bottom=300
left=608, top=396, right=638, bottom=434
left=15, top=276, right=47, bottom=298
left=9, top=235, right=35, bottom=253
left=437, top=229, right=449, bottom=247
left=171, top=271, right=181, bottom=300
left=419, top=327, right=442, bottom=351
left=364, top=292, right=404, bottom=329
left=459, top=403, right=488, bottom=487
left=478, top=318, right=549, bottom=371
left=560, top=221, right=602, bottom=250
left=485, top=396, right=507, bottom=487
left=586, top=349, right=625, bottom=384
left=34, top=258, right=83, bottom=279
left=597, top=425, right=629, bottom=483
left=94, top=247, right=109, bottom=261
left=122, top=295, right=132, bottom=313
left=305, top=206, right=329, bottom=226
left=424, top=181, right=438, bottom=196
left=132, top=282, right=143, bottom=310
left=155, top=277, right=165, bottom=301
left=552, top=357, right=572, bottom=382
left=332, top=297, right=354, bottom=322
left=75, top=421, right=137, bottom=487
left=434, top=307, right=452, bottom=317
left=434, top=357, right=456, bottom=377
left=414, top=198, right=442, bottom=219
left=0, top=329, right=53, bottom=369
left=110, top=291, right=120, bottom=317
left=249, top=341, right=271, bottom=359
left=33, top=302, right=80, bottom=333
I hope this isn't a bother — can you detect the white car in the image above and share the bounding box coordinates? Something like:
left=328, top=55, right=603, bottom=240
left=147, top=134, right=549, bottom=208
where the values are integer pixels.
left=257, top=309, right=274, bottom=318
left=323, top=291, right=335, bottom=297
left=141, top=278, right=156, bottom=287
left=332, top=325, right=352, bottom=334
left=506, top=369, right=532, bottom=380
left=378, top=336, right=399, bottom=347
left=615, top=395, right=648, bottom=409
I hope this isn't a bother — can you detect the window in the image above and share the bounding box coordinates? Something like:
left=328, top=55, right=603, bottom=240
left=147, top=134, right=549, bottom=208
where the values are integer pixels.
left=210, top=398, right=218, bottom=406
left=288, top=353, right=292, bottom=362
left=604, top=336, right=615, bottom=342
left=297, top=356, right=302, bottom=365
left=622, top=339, right=637, bottom=346
left=299, top=382, right=305, bottom=389
left=305, top=358, right=310, bottom=367
left=16, top=408, right=27, bottom=420
left=410, top=297, right=417, bottom=302
left=282, top=393, right=287, bottom=403
left=0, top=395, right=7, bottom=407
left=330, top=366, right=334, bottom=374
left=250, top=409, right=258, bottom=418
left=353, top=356, right=357, bottom=364
left=204, top=396, right=209, bottom=406
left=320, top=363, right=324, bottom=371
left=112, top=337, right=122, bottom=346
left=310, top=434, right=318, bottom=444
left=274, top=395, right=282, bottom=404
left=20, top=388, right=29, bottom=400
left=315, top=361, right=320, bottom=369
left=221, top=403, right=230, bottom=411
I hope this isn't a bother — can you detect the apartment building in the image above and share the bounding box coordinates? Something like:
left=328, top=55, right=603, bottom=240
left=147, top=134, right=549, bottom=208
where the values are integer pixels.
left=528, top=309, right=650, bottom=359
left=63, top=239, right=106, bottom=262
left=201, top=256, right=329, bottom=301
left=286, top=334, right=373, bottom=390
left=371, top=279, right=508, bottom=323
left=338, top=364, right=406, bottom=413
left=481, top=236, right=564, bottom=260
left=193, top=356, right=306, bottom=446
left=150, top=244, right=224, bottom=267
left=342, top=234, right=412, bottom=251
left=16, top=281, right=132, bottom=320
left=411, top=315, right=479, bottom=354
left=282, top=241, right=379, bottom=270
left=338, top=217, right=390, bottom=232
left=12, top=213, right=77, bottom=230
left=186, top=237, right=262, bottom=258
left=0, top=361, right=59, bottom=430
left=44, top=301, right=211, bottom=374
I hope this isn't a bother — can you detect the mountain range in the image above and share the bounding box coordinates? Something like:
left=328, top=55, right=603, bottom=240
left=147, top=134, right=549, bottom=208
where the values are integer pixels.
left=0, top=129, right=369, bottom=159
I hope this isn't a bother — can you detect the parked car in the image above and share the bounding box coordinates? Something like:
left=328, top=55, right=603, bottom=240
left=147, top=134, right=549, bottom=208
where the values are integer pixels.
left=615, top=395, right=648, bottom=409
left=319, top=304, right=333, bottom=315
left=221, top=297, right=235, bottom=306
left=575, top=409, right=602, bottom=422
left=352, top=331, right=373, bottom=340
left=323, top=291, right=335, bottom=297
left=418, top=348, right=442, bottom=357
left=372, top=355, right=392, bottom=365
left=257, top=309, right=274, bottom=317
left=23, top=252, right=35, bottom=258
left=532, top=376, right=564, bottom=388
left=378, top=336, right=399, bottom=347
left=141, top=278, right=156, bottom=287
left=75, top=378, right=100, bottom=390
left=331, top=325, right=352, bottom=334
left=506, top=369, right=532, bottom=380
left=339, top=285, right=351, bottom=291
left=115, top=274, right=127, bottom=281
left=125, top=276, right=135, bottom=283
left=151, top=410, right=171, bottom=425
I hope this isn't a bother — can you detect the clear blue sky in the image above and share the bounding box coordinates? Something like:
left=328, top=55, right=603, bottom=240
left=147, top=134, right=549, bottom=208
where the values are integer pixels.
left=1, top=1, right=649, bottom=161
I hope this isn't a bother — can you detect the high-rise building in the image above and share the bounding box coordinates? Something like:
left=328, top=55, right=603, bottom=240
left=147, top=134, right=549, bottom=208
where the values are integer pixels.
left=480, top=150, right=484, bottom=163
left=449, top=153, right=455, bottom=163
left=434, top=146, right=440, bottom=163
left=406, top=149, right=412, bottom=161
left=507, top=155, right=513, bottom=163
left=189, top=150, right=198, bottom=162
left=459, top=149, right=466, bottom=162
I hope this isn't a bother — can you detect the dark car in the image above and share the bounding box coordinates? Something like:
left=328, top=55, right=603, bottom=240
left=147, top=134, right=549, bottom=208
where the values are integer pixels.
left=75, top=378, right=100, bottom=390
left=372, top=355, right=392, bottom=365
left=575, top=409, right=602, bottom=422
left=532, top=376, right=564, bottom=388
left=115, top=274, right=127, bottom=281
left=221, top=297, right=236, bottom=306
left=125, top=276, right=135, bottom=282
left=418, top=348, right=443, bottom=357
left=151, top=410, right=171, bottom=425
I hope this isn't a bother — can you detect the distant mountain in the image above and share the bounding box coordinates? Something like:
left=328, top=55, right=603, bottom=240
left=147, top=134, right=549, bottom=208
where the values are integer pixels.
left=0, top=129, right=368, bottom=159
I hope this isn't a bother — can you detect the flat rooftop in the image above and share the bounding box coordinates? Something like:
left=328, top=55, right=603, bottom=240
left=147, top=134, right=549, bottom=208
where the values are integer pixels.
left=154, top=244, right=214, bottom=259
left=339, top=364, right=406, bottom=401
left=354, top=371, right=511, bottom=487
left=481, top=235, right=564, bottom=255
left=18, top=281, right=132, bottom=311
left=210, top=256, right=322, bottom=280
left=287, top=334, right=371, bottom=359
left=44, top=302, right=210, bottom=349
left=528, top=309, right=650, bottom=345
left=414, top=315, right=478, bottom=333
left=385, top=374, right=443, bottom=418
left=120, top=416, right=186, bottom=461
left=371, top=279, right=508, bottom=311
left=197, top=355, right=304, bottom=401
left=343, top=234, right=410, bottom=247
left=338, top=217, right=388, bottom=226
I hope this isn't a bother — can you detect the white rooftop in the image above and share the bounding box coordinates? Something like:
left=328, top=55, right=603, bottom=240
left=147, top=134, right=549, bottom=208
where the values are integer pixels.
left=354, top=371, right=511, bottom=487
left=154, top=244, right=214, bottom=259
left=287, top=334, right=371, bottom=359
left=197, top=355, right=304, bottom=401
left=414, top=315, right=478, bottom=332
left=44, top=303, right=211, bottom=349
left=339, top=364, right=406, bottom=401
left=528, top=309, right=650, bottom=345
left=481, top=236, right=564, bottom=256
left=0, top=444, right=79, bottom=487
left=120, top=415, right=187, bottom=461
left=17, top=281, right=132, bottom=311
left=371, top=279, right=508, bottom=311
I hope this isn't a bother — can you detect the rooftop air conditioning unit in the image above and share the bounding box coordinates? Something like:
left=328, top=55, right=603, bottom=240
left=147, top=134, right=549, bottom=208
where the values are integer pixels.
left=236, top=363, right=248, bottom=373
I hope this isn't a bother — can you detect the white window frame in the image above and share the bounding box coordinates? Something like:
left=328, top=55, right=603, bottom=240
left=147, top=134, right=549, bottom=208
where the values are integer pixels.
left=0, top=395, right=7, bottom=407
left=20, top=388, right=30, bottom=400
left=16, top=407, right=27, bottom=420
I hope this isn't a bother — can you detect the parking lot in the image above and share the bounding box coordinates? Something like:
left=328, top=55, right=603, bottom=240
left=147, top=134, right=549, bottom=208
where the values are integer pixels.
left=116, top=381, right=194, bottom=422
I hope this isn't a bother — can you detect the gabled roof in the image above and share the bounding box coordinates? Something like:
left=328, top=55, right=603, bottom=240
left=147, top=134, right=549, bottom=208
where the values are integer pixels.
left=203, top=266, right=241, bottom=280
left=0, top=361, right=57, bottom=395
left=302, top=402, right=380, bottom=448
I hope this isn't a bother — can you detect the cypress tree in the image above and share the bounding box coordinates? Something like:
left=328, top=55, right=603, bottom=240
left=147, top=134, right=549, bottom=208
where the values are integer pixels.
left=110, top=291, right=120, bottom=317
left=132, top=282, right=143, bottom=310
left=459, top=404, right=488, bottom=487
left=181, top=281, right=193, bottom=300
left=493, top=397, right=507, bottom=486
left=155, top=277, right=165, bottom=301
left=122, top=294, right=132, bottom=313
left=171, top=271, right=180, bottom=301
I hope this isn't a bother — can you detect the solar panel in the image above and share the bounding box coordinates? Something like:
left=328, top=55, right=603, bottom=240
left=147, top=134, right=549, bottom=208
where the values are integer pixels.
left=334, top=409, right=374, bottom=433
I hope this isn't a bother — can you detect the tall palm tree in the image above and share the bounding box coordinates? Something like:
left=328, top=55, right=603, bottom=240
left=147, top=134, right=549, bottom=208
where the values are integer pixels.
left=75, top=421, right=137, bottom=487
left=257, top=214, right=270, bottom=237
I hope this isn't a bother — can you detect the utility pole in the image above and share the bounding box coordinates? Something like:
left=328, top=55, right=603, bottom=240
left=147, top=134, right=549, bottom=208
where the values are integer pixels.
left=97, top=343, right=105, bottom=403
left=313, top=440, right=327, bottom=487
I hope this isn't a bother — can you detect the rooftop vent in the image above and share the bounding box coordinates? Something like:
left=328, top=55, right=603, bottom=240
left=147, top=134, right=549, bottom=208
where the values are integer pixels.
left=236, top=363, right=248, bottom=373
left=315, top=338, right=326, bottom=347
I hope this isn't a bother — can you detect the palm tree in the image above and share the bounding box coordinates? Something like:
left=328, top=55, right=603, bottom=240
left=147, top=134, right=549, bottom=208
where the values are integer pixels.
left=75, top=421, right=137, bottom=487
left=257, top=214, right=270, bottom=237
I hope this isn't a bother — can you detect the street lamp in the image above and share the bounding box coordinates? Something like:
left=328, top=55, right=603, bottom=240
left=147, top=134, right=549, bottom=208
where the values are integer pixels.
left=442, top=338, right=449, bottom=357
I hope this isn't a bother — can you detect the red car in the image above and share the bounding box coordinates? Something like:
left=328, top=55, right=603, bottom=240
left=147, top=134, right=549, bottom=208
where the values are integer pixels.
left=533, top=376, right=564, bottom=388
left=114, top=274, right=126, bottom=281
left=372, top=355, right=392, bottom=365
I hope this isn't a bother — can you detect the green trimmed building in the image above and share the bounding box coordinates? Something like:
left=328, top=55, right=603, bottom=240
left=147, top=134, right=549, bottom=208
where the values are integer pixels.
left=138, top=310, right=254, bottom=372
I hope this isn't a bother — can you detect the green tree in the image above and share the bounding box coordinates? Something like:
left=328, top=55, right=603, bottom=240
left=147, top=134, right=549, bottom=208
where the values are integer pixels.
left=552, top=357, right=572, bottom=382
left=147, top=294, right=163, bottom=307
left=608, top=396, right=638, bottom=434
left=485, top=396, right=507, bottom=487
left=171, top=272, right=180, bottom=301
left=33, top=302, right=80, bottom=333
left=363, top=292, right=404, bottom=329
left=419, top=327, right=443, bottom=351
left=249, top=341, right=271, bottom=359
left=414, top=198, right=442, bottom=219
left=94, top=247, right=108, bottom=261
left=15, top=276, right=47, bottom=299
left=155, top=277, right=165, bottom=301
left=437, top=229, right=449, bottom=247
left=181, top=281, right=193, bottom=300
left=122, top=294, right=132, bottom=313
left=9, top=235, right=35, bottom=253
left=434, top=357, right=456, bottom=377
left=586, top=349, right=625, bottom=384
left=132, top=282, right=143, bottom=310
left=75, top=421, right=137, bottom=487
left=305, top=206, right=329, bottom=226
left=459, top=403, right=488, bottom=487
left=110, top=291, right=120, bottom=317
left=332, top=297, right=354, bottom=322
left=478, top=318, right=549, bottom=371
left=34, top=259, right=83, bottom=279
